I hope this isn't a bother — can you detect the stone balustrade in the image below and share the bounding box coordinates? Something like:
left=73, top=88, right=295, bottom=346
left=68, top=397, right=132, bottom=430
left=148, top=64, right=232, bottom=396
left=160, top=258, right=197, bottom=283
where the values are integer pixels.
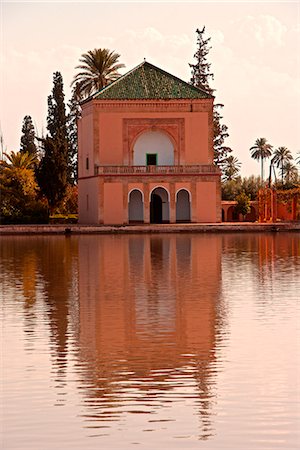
left=95, top=164, right=220, bottom=175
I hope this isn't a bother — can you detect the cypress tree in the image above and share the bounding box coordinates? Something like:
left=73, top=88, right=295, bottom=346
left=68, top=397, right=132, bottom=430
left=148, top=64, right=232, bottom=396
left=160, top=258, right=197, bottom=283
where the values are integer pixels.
left=37, top=72, right=68, bottom=211
left=20, top=115, right=37, bottom=156
left=190, top=27, right=232, bottom=168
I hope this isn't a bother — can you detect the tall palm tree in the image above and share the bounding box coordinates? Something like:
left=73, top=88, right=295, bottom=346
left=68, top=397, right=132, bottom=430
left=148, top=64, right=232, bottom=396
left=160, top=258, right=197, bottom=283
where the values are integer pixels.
left=71, top=48, right=125, bottom=99
left=271, top=146, right=293, bottom=181
left=222, top=155, right=241, bottom=181
left=250, top=138, right=273, bottom=181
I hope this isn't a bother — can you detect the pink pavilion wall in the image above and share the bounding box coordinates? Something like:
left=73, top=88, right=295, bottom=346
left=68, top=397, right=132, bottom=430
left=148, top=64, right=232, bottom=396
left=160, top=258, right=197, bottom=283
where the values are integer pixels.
left=78, top=98, right=220, bottom=224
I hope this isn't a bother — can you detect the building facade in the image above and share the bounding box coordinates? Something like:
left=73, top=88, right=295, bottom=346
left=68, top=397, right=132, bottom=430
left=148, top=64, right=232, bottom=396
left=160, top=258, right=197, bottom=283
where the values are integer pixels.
left=78, top=61, right=221, bottom=224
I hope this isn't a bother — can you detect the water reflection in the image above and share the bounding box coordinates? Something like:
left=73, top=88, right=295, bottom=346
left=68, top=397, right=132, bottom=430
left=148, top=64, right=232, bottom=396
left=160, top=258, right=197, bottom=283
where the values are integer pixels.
left=1, top=233, right=299, bottom=449
left=0, top=236, right=78, bottom=403
left=76, top=234, right=224, bottom=439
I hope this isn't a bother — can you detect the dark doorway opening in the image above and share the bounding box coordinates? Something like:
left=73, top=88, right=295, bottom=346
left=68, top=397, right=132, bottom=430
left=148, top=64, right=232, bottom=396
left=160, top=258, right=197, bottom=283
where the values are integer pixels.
left=150, top=194, right=162, bottom=223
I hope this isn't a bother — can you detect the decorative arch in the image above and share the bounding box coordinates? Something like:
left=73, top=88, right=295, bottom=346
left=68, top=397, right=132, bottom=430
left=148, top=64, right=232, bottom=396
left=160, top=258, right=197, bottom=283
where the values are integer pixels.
left=128, top=189, right=144, bottom=223
left=176, top=189, right=191, bottom=222
left=123, top=118, right=185, bottom=165
left=175, top=188, right=191, bottom=202
left=133, top=130, right=174, bottom=166
left=128, top=188, right=144, bottom=202
left=149, top=186, right=170, bottom=202
left=150, top=187, right=170, bottom=223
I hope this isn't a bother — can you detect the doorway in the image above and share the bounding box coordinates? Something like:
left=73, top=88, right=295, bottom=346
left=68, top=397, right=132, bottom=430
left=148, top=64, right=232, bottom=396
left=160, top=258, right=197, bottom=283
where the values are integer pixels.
left=150, top=187, right=170, bottom=223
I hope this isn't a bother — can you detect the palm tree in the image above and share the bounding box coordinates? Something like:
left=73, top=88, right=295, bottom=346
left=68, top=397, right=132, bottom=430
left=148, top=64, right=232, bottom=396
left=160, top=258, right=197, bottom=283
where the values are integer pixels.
left=250, top=138, right=273, bottom=181
left=1, top=151, right=37, bottom=170
left=71, top=48, right=125, bottom=99
left=222, top=155, right=241, bottom=181
left=295, top=152, right=300, bottom=166
left=271, top=146, right=293, bottom=181
left=283, top=161, right=298, bottom=183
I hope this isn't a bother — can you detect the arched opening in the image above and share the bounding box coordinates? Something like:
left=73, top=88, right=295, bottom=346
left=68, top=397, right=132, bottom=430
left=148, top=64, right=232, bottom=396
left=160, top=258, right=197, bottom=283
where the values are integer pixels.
left=176, top=189, right=191, bottom=222
left=227, top=205, right=239, bottom=222
left=133, top=130, right=174, bottom=166
left=245, top=206, right=257, bottom=222
left=150, top=187, right=170, bottom=223
left=128, top=190, right=144, bottom=223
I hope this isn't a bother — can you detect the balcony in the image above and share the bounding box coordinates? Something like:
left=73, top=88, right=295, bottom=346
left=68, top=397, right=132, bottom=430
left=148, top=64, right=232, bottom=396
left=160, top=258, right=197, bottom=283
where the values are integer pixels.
left=95, top=164, right=220, bottom=176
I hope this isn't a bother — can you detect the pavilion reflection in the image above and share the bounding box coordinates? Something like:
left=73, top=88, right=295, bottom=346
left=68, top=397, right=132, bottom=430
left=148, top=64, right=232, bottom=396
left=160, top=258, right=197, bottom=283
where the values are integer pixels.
left=77, top=234, right=224, bottom=439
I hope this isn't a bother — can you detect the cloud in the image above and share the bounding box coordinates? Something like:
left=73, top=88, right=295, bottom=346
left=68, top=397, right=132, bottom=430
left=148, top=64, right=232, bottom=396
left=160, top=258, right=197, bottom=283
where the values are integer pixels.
left=235, top=15, right=287, bottom=47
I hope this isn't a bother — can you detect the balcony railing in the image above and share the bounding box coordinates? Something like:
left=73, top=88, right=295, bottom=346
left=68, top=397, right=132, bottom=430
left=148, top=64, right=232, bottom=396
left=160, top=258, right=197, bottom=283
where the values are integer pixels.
left=95, top=164, right=220, bottom=175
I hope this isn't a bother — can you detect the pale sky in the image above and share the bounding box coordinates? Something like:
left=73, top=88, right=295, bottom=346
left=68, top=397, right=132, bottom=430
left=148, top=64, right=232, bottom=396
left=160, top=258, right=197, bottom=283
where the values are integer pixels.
left=0, top=0, right=299, bottom=176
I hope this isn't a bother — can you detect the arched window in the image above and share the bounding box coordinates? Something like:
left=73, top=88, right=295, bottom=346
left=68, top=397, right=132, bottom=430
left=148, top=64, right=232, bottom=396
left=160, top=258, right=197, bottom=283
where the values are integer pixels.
left=176, top=189, right=191, bottom=222
left=128, top=190, right=144, bottom=223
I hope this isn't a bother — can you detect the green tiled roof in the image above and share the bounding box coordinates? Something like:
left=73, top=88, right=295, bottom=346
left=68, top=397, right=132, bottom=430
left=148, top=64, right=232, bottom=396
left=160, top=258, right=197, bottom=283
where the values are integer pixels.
left=92, top=61, right=213, bottom=100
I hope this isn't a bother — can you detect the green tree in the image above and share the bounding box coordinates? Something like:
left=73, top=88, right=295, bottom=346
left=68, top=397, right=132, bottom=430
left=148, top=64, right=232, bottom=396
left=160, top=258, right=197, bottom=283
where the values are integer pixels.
left=283, top=161, right=298, bottom=184
left=71, top=48, right=125, bottom=99
left=46, top=72, right=68, bottom=140
left=241, top=175, right=262, bottom=200
left=221, top=178, right=241, bottom=200
left=37, top=72, right=69, bottom=211
left=271, top=146, right=293, bottom=181
left=295, top=151, right=300, bottom=166
left=20, top=115, right=37, bottom=156
left=250, top=137, right=273, bottom=181
left=222, top=175, right=262, bottom=201
left=190, top=27, right=233, bottom=168
left=0, top=151, right=47, bottom=223
left=234, top=192, right=251, bottom=220
left=222, top=155, right=241, bottom=181
left=66, top=87, right=81, bottom=184
left=1, top=150, right=37, bottom=169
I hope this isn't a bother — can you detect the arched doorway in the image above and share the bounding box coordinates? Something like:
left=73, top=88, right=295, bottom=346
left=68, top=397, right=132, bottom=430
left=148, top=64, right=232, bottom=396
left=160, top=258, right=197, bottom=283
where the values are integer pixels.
left=150, top=187, right=170, bottom=223
left=128, top=190, right=144, bottom=223
left=176, top=189, right=191, bottom=222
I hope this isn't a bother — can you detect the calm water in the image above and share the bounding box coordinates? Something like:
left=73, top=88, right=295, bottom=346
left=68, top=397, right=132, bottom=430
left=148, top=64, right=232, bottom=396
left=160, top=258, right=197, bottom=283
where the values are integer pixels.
left=1, top=233, right=299, bottom=450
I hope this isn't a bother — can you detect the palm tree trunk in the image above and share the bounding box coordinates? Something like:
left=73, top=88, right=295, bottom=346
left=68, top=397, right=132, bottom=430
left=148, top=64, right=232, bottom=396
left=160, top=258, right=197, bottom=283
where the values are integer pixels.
left=261, top=157, right=264, bottom=182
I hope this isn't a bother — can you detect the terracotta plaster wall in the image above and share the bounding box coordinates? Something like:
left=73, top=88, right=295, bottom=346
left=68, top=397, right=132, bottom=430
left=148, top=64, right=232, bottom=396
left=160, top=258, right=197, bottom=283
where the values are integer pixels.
left=78, top=111, right=94, bottom=178
left=103, top=182, right=124, bottom=224
left=97, top=113, right=124, bottom=165
left=78, top=177, right=99, bottom=224
left=184, top=113, right=211, bottom=164
left=95, top=109, right=211, bottom=166
left=196, top=182, right=218, bottom=222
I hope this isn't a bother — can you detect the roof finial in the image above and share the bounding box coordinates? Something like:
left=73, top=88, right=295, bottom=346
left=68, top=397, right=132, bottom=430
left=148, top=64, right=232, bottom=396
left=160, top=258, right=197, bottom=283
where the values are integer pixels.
left=144, top=57, right=146, bottom=62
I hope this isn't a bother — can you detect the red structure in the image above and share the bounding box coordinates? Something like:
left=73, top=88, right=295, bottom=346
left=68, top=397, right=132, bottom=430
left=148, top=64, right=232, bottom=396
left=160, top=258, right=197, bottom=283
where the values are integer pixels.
left=78, top=61, right=221, bottom=225
left=258, top=188, right=300, bottom=222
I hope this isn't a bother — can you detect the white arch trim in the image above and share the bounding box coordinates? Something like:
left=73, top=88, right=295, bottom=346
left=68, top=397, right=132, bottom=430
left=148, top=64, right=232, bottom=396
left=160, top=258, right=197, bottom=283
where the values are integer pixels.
left=128, top=188, right=145, bottom=203
left=149, top=186, right=170, bottom=202
left=175, top=188, right=192, bottom=202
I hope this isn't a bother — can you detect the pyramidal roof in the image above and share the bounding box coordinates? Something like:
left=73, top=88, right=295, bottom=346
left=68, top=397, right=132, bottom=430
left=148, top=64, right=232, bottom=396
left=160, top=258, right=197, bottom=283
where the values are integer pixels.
left=92, top=61, right=213, bottom=101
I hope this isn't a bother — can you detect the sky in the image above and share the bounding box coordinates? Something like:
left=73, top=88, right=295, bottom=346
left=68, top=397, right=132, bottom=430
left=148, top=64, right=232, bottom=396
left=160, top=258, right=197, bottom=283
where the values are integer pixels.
left=0, top=0, right=299, bottom=177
